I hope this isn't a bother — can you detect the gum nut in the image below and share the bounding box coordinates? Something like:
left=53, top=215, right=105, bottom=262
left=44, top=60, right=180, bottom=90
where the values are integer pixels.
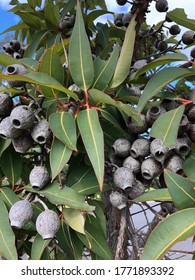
left=190, top=46, right=195, bottom=58
left=123, top=156, right=141, bottom=174
left=130, top=138, right=150, bottom=158
left=122, top=13, right=132, bottom=27
left=186, top=104, right=195, bottom=122
left=116, top=0, right=127, bottom=5
left=161, top=202, right=176, bottom=215
left=114, top=13, right=124, bottom=27
left=169, top=24, right=181, bottom=35
left=31, top=119, right=51, bottom=144
left=109, top=152, right=123, bottom=167
left=157, top=40, right=168, bottom=51
left=0, top=93, right=13, bottom=116
left=155, top=0, right=168, bottom=12
left=113, top=167, right=135, bottom=191
left=59, top=19, right=70, bottom=31
left=178, top=115, right=189, bottom=136
left=146, top=105, right=166, bottom=126
left=9, top=40, right=21, bottom=52
left=29, top=166, right=50, bottom=190
left=128, top=86, right=141, bottom=97
left=181, top=30, right=195, bottom=45
left=0, top=116, right=23, bottom=139
left=3, top=43, right=14, bottom=54
left=36, top=209, right=60, bottom=240
left=161, top=99, right=179, bottom=111
left=128, top=180, right=145, bottom=199
left=188, top=123, right=195, bottom=142
left=5, top=64, right=28, bottom=88
left=127, top=114, right=148, bottom=135
left=109, top=190, right=127, bottom=210
left=133, top=59, right=147, bottom=71
left=164, top=154, right=184, bottom=175
left=12, top=132, right=33, bottom=153
left=112, top=138, right=131, bottom=158
left=150, top=138, right=169, bottom=162
left=141, top=157, right=162, bottom=180
left=9, top=200, right=33, bottom=228
left=174, top=134, right=192, bottom=157
left=13, top=52, right=22, bottom=59
left=10, top=105, right=35, bottom=130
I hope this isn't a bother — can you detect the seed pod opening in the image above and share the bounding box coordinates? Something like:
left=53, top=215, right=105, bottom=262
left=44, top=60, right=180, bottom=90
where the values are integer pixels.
left=141, top=157, right=162, bottom=180
left=36, top=209, right=60, bottom=239
left=150, top=138, right=169, bottom=162
left=10, top=105, right=35, bottom=130
left=164, top=153, right=184, bottom=175
left=9, top=200, right=33, bottom=228
left=5, top=64, right=28, bottom=88
left=113, top=167, right=135, bottom=191
left=31, top=119, right=51, bottom=144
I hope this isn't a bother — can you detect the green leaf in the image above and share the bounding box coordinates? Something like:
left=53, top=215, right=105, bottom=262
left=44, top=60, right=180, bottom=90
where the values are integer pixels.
left=167, top=8, right=195, bottom=31
left=0, top=72, right=78, bottom=100
left=77, top=218, right=113, bottom=260
left=0, top=139, right=11, bottom=157
left=50, top=137, right=72, bottom=180
left=0, top=200, right=18, bottom=260
left=137, top=68, right=194, bottom=112
left=1, top=22, right=29, bottom=35
left=110, top=13, right=136, bottom=88
left=24, top=30, right=49, bottom=58
left=0, top=52, right=20, bottom=67
left=183, top=151, right=195, bottom=181
left=141, top=208, right=195, bottom=260
left=49, top=112, right=77, bottom=151
left=0, top=146, right=22, bottom=186
left=77, top=109, right=104, bottom=191
left=63, top=208, right=85, bottom=234
left=31, top=234, right=50, bottom=260
left=44, top=1, right=60, bottom=27
left=0, top=187, right=19, bottom=209
left=150, top=105, right=184, bottom=148
left=16, top=11, right=41, bottom=29
left=89, top=89, right=142, bottom=125
left=39, top=46, right=65, bottom=97
left=133, top=188, right=172, bottom=202
left=164, top=170, right=195, bottom=209
left=69, top=0, right=94, bottom=90
left=25, top=182, right=95, bottom=212
left=132, top=53, right=188, bottom=78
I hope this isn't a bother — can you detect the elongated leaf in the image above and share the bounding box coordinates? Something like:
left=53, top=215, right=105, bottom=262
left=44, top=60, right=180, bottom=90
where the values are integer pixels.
left=31, top=234, right=50, bottom=260
left=39, top=46, right=64, bottom=97
left=137, top=68, right=194, bottom=112
left=24, top=30, right=49, bottom=58
left=77, top=218, right=113, bottom=260
left=133, top=188, right=172, bottom=202
left=25, top=182, right=95, bottom=212
left=44, top=1, right=60, bottom=27
left=110, top=13, right=136, bottom=88
left=132, top=53, right=188, bottom=78
left=0, top=72, right=78, bottom=100
left=50, top=137, right=72, bottom=180
left=183, top=151, right=195, bottom=181
left=63, top=208, right=85, bottom=234
left=0, top=52, right=20, bottom=67
left=167, top=8, right=195, bottom=31
left=141, top=208, right=195, bottom=260
left=77, top=109, right=104, bottom=190
left=0, top=139, right=11, bottom=157
left=0, top=200, right=18, bottom=260
left=164, top=169, right=195, bottom=209
left=69, top=0, right=94, bottom=90
left=89, top=89, right=142, bottom=125
left=49, top=112, right=77, bottom=151
left=16, top=11, right=41, bottom=29
left=0, top=146, right=22, bottom=186
left=92, top=46, right=119, bottom=90
left=0, top=187, right=19, bottom=209
left=1, top=22, right=29, bottom=35
left=150, top=105, right=185, bottom=148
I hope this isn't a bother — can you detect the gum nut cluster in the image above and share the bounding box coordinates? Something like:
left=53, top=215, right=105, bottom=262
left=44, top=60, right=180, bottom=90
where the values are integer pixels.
left=9, top=200, right=33, bottom=228
left=3, top=39, right=26, bottom=59
left=36, top=209, right=60, bottom=240
left=29, top=165, right=50, bottom=190
left=110, top=100, right=195, bottom=199
left=114, top=12, right=132, bottom=28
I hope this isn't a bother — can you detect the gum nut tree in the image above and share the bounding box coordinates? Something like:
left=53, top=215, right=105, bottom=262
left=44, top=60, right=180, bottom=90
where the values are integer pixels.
left=0, top=0, right=195, bottom=261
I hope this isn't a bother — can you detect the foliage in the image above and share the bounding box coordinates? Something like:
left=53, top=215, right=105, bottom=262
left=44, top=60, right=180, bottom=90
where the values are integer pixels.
left=0, top=0, right=195, bottom=260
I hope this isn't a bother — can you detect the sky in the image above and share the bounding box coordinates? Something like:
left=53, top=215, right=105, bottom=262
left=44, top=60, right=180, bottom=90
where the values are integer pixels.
left=0, top=0, right=194, bottom=46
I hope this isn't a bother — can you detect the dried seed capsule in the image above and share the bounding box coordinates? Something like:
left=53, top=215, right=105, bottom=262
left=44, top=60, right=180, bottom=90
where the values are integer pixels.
left=174, top=134, right=192, bottom=157
left=169, top=24, right=181, bottom=35
left=3, top=43, right=14, bottom=55
left=128, top=180, right=145, bottom=199
left=0, top=93, right=13, bottom=116
left=133, top=59, right=147, bottom=71
left=123, top=156, right=141, bottom=174
left=157, top=40, right=168, bottom=51
left=31, top=119, right=51, bottom=144
left=5, top=64, right=28, bottom=88
left=155, top=0, right=169, bottom=12
left=190, top=46, right=195, bottom=58
left=12, top=132, right=33, bottom=153
left=161, top=202, right=176, bottom=215
left=109, top=190, right=128, bottom=210
left=161, top=99, right=179, bottom=111
left=113, top=167, right=135, bottom=191
left=150, top=138, right=169, bottom=162
left=181, top=30, right=195, bottom=45
left=112, top=138, right=131, bottom=158
left=9, top=40, right=21, bottom=52
left=114, top=13, right=124, bottom=27
left=109, top=151, right=123, bottom=167
left=178, top=115, right=189, bottom=136
left=127, top=114, right=148, bottom=135
left=122, top=13, right=132, bottom=27
left=29, top=166, right=50, bottom=190
left=188, top=123, right=195, bottom=142
left=36, top=209, right=60, bottom=239
left=0, top=116, right=23, bottom=139
left=127, top=86, right=141, bottom=97
left=130, top=138, right=150, bottom=159
left=116, top=0, right=127, bottom=5
left=164, top=154, right=184, bottom=175
left=10, top=105, right=35, bottom=130
left=9, top=200, right=33, bottom=228
left=13, top=52, right=22, bottom=59
left=146, top=105, right=166, bottom=126
left=141, top=157, right=162, bottom=180
left=186, top=104, right=195, bottom=122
